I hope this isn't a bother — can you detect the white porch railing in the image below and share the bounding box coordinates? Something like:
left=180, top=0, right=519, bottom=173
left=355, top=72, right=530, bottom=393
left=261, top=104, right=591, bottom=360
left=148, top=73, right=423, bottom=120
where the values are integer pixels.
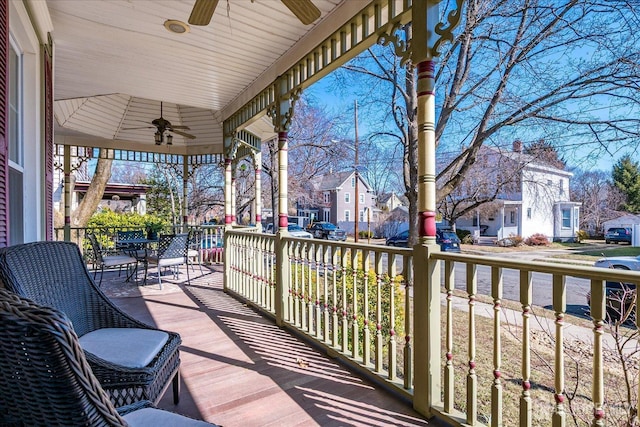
left=225, top=229, right=640, bottom=426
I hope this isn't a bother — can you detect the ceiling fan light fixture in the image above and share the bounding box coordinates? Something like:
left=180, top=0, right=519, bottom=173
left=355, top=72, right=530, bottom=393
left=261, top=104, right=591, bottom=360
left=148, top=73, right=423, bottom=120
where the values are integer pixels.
left=164, top=19, right=190, bottom=34
left=154, top=131, right=163, bottom=145
left=166, top=134, right=173, bottom=145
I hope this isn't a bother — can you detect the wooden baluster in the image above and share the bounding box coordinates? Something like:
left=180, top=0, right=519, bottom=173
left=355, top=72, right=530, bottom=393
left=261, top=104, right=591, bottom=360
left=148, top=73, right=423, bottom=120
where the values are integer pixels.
left=388, top=252, right=397, bottom=381
left=520, top=270, right=532, bottom=427
left=444, top=259, right=455, bottom=413
left=363, top=249, right=371, bottom=367
left=492, top=266, right=503, bottom=427
left=375, top=251, right=384, bottom=373
left=351, top=247, right=360, bottom=360
left=291, top=242, right=299, bottom=326
left=590, top=278, right=605, bottom=427
left=306, top=242, right=314, bottom=334
left=466, top=262, right=477, bottom=426
left=332, top=247, right=339, bottom=347
left=300, top=243, right=307, bottom=332
left=341, top=248, right=349, bottom=353
left=269, top=238, right=276, bottom=312
left=552, top=273, right=566, bottom=427
left=403, top=255, right=413, bottom=390
left=323, top=245, right=330, bottom=343
left=315, top=244, right=322, bottom=339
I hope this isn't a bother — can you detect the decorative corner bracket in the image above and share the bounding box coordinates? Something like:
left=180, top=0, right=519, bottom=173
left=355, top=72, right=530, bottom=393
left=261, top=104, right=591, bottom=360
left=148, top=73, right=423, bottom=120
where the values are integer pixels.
left=266, top=86, right=302, bottom=133
left=433, top=0, right=465, bottom=56
left=378, top=22, right=412, bottom=68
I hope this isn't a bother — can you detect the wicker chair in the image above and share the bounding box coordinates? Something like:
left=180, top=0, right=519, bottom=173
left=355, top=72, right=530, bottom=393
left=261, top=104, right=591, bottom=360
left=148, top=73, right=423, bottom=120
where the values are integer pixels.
left=0, top=241, right=181, bottom=407
left=0, top=289, right=215, bottom=427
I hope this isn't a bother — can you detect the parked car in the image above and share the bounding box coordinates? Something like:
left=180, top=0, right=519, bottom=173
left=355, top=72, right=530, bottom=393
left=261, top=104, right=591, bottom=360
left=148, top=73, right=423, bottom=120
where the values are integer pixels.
left=385, top=230, right=409, bottom=247
left=589, top=256, right=640, bottom=322
left=385, top=229, right=461, bottom=252
left=307, top=222, right=347, bottom=241
left=604, top=227, right=632, bottom=244
left=287, top=224, right=313, bottom=239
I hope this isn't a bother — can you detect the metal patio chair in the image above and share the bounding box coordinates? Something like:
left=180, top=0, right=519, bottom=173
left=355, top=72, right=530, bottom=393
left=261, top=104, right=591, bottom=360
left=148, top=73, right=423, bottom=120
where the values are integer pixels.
left=115, top=229, right=148, bottom=258
left=0, top=241, right=182, bottom=408
left=144, top=233, right=190, bottom=289
left=87, top=231, right=139, bottom=286
left=188, top=228, right=204, bottom=275
left=0, top=289, right=215, bottom=427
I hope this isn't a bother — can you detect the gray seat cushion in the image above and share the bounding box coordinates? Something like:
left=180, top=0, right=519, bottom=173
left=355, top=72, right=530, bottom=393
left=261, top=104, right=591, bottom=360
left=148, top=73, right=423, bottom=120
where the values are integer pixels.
left=123, top=407, right=216, bottom=426
left=102, top=254, right=137, bottom=268
left=79, top=328, right=169, bottom=368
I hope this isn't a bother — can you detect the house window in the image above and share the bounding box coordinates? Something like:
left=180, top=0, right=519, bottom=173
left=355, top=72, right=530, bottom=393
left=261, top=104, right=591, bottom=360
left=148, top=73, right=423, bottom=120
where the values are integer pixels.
left=547, top=179, right=553, bottom=186
left=574, top=207, right=579, bottom=228
left=559, top=180, right=564, bottom=195
left=359, top=210, right=364, bottom=222
left=344, top=210, right=350, bottom=222
left=344, top=192, right=350, bottom=203
left=359, top=193, right=364, bottom=204
left=323, top=209, right=330, bottom=222
left=510, top=211, right=515, bottom=224
left=9, top=40, right=24, bottom=245
left=324, top=192, right=330, bottom=203
left=351, top=177, right=356, bottom=188
left=561, top=208, right=571, bottom=228
left=527, top=208, right=532, bottom=219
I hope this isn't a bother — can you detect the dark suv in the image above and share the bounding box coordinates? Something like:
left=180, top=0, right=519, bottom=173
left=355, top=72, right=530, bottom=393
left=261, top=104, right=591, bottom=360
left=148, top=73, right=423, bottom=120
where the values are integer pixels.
left=307, top=222, right=347, bottom=241
left=385, top=229, right=461, bottom=252
left=605, top=227, right=632, bottom=244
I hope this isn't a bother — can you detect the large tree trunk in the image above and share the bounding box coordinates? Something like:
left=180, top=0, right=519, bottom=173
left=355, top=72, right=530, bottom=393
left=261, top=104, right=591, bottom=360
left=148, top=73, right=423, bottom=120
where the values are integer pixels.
left=71, top=149, right=113, bottom=227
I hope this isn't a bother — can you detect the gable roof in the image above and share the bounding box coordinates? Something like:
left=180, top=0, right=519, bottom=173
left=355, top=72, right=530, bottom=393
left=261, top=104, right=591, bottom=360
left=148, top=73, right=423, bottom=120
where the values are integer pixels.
left=314, top=170, right=372, bottom=192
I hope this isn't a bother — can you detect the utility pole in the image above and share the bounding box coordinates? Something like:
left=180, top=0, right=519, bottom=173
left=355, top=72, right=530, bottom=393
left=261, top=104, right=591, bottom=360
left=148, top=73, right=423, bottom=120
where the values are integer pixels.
left=354, top=100, right=359, bottom=243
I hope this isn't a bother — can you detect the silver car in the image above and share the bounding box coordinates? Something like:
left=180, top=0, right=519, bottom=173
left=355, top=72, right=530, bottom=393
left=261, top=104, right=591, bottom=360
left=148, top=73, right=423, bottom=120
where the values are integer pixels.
left=594, top=255, right=640, bottom=271
left=591, top=256, right=640, bottom=322
left=287, top=224, right=313, bottom=239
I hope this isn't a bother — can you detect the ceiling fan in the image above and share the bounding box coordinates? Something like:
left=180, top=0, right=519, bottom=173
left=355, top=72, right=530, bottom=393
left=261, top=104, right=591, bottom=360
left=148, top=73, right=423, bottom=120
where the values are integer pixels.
left=188, top=0, right=321, bottom=26
left=125, top=102, right=196, bottom=145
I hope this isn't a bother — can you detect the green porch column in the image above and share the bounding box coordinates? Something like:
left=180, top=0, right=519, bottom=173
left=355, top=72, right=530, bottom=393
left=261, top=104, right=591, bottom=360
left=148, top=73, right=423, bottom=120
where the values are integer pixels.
left=253, top=151, right=262, bottom=231
left=182, top=155, right=189, bottom=231
left=63, top=144, right=72, bottom=241
left=231, top=162, right=237, bottom=225
left=224, top=158, right=232, bottom=226
left=270, top=75, right=298, bottom=326
left=411, top=0, right=464, bottom=418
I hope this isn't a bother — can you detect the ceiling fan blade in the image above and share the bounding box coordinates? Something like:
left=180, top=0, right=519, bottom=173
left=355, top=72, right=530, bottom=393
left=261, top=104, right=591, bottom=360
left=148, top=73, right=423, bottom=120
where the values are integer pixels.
left=189, top=0, right=219, bottom=26
left=171, top=129, right=196, bottom=140
left=280, top=0, right=320, bottom=25
left=122, top=126, right=154, bottom=130
left=169, top=125, right=191, bottom=130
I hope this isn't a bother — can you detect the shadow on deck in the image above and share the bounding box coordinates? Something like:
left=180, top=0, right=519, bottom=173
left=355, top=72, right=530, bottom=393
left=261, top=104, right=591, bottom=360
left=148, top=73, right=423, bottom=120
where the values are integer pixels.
left=98, top=265, right=432, bottom=426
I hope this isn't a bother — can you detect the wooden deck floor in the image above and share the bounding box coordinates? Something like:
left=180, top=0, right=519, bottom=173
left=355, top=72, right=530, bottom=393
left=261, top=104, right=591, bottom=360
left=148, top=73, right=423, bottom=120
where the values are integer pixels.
left=100, top=264, right=434, bottom=426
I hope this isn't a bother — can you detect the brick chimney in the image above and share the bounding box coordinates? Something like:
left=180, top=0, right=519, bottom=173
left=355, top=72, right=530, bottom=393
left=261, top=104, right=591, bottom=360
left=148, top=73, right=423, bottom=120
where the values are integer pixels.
left=513, top=139, right=523, bottom=153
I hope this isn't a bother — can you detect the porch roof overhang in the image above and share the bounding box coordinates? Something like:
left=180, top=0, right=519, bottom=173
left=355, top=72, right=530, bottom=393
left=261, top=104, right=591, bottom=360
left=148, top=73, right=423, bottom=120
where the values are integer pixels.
left=42, top=0, right=412, bottom=160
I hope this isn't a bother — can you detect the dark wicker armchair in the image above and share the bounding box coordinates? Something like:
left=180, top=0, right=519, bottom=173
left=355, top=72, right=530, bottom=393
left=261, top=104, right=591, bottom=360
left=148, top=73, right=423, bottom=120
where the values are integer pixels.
left=0, top=289, right=215, bottom=426
left=0, top=241, right=181, bottom=407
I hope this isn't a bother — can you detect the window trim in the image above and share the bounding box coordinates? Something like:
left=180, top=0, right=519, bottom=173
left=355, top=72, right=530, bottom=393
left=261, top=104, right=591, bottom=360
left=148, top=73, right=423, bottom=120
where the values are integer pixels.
left=8, top=36, right=23, bottom=169
left=561, top=208, right=571, bottom=229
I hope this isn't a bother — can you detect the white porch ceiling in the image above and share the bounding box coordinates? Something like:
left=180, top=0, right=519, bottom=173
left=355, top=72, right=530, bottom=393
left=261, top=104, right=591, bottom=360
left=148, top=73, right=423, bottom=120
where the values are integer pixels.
left=47, top=0, right=357, bottom=155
